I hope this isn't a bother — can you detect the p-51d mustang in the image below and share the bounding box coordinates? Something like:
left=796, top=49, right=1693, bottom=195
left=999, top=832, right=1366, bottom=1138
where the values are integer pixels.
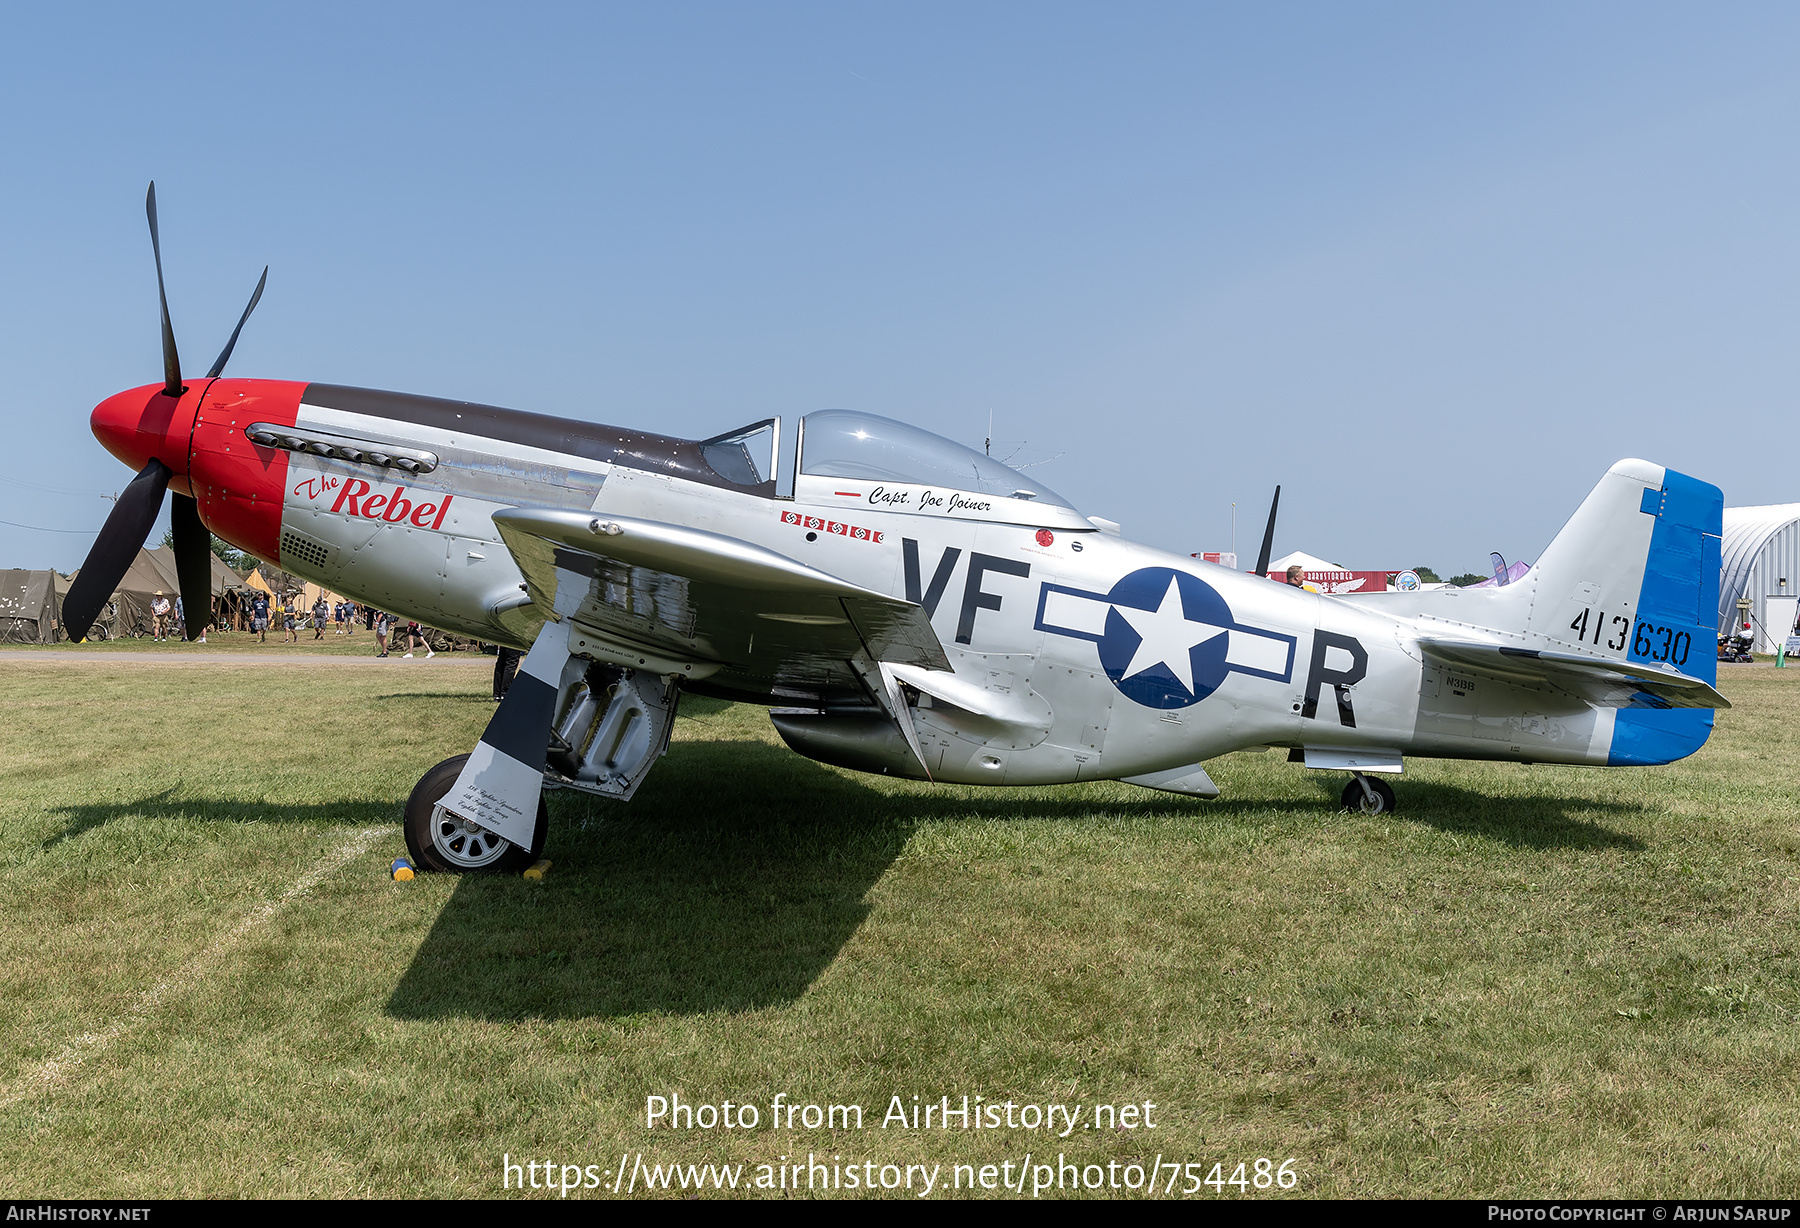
left=65, top=186, right=1729, bottom=873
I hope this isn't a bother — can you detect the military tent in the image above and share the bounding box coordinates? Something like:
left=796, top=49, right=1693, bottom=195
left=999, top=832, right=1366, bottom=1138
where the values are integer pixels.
left=142, top=545, right=251, bottom=600
left=140, top=546, right=180, bottom=591
left=138, top=546, right=256, bottom=628
left=0, top=569, right=63, bottom=643
left=70, top=548, right=176, bottom=639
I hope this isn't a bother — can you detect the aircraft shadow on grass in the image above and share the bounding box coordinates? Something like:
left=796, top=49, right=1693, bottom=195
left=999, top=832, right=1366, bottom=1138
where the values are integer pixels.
left=39, top=789, right=405, bottom=852
left=387, top=734, right=1296, bottom=1022
left=385, top=738, right=1651, bottom=1022
left=41, top=734, right=1648, bottom=1019
left=387, top=736, right=918, bottom=1021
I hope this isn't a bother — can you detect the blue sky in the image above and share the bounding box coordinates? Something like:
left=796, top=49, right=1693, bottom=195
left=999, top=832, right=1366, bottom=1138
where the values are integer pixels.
left=3, top=4, right=1796, bottom=575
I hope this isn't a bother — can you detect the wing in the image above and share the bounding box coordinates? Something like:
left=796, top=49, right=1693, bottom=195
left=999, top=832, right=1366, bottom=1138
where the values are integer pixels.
left=1418, top=638, right=1730, bottom=710
left=491, top=507, right=951, bottom=703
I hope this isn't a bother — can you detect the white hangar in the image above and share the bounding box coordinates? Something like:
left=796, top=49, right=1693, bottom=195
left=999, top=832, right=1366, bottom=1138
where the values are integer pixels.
left=1719, top=503, right=1800, bottom=653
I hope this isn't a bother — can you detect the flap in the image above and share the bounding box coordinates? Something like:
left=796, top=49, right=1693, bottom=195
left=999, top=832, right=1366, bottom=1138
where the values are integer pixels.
left=1302, top=746, right=1405, bottom=773
left=1419, top=638, right=1730, bottom=711
left=1120, top=764, right=1221, bottom=798
left=491, top=507, right=952, bottom=681
left=884, top=661, right=1053, bottom=739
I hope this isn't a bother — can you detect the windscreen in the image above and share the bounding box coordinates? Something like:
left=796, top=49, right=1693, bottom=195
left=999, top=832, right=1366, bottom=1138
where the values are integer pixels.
left=700, top=420, right=776, bottom=488
left=799, top=410, right=1075, bottom=509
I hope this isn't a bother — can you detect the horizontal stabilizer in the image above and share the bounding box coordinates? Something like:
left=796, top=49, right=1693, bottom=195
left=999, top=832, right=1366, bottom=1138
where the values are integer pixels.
left=1420, top=638, right=1730, bottom=711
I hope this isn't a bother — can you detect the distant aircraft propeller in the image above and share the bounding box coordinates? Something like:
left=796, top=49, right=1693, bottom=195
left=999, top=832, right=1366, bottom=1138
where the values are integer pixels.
left=62, top=183, right=267, bottom=643
left=1253, top=485, right=1281, bottom=578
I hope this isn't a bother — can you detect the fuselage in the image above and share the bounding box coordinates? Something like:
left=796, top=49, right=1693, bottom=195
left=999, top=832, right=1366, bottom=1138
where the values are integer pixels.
left=88, top=377, right=1703, bottom=788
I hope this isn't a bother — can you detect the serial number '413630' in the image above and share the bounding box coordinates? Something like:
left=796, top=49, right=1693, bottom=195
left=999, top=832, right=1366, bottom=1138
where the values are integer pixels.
left=1570, top=607, right=1692, bottom=666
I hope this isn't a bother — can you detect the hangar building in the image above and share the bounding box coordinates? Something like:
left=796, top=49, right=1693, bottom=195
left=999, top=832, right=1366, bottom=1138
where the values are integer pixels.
left=1719, top=503, right=1800, bottom=652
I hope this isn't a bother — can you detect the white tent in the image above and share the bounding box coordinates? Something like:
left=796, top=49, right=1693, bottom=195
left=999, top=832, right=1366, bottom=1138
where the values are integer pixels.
left=1268, top=550, right=1345, bottom=572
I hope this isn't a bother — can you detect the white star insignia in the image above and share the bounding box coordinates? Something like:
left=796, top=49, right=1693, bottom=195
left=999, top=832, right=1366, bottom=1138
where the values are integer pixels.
left=1113, top=575, right=1226, bottom=694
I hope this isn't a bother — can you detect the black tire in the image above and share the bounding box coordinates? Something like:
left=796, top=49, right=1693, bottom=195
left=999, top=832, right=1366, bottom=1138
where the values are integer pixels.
left=1340, top=775, right=1397, bottom=815
left=403, top=753, right=548, bottom=874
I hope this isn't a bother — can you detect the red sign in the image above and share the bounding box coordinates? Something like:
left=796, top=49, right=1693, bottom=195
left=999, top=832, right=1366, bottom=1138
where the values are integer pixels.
left=312, top=477, right=454, bottom=530
left=1264, top=569, right=1389, bottom=594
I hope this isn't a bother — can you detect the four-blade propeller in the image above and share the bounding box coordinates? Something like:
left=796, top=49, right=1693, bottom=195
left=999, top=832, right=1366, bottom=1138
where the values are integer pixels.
left=61, top=183, right=267, bottom=643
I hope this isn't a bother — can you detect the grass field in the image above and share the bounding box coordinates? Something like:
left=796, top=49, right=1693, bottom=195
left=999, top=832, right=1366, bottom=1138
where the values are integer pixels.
left=1, top=658, right=1796, bottom=1199
left=5, top=628, right=482, bottom=657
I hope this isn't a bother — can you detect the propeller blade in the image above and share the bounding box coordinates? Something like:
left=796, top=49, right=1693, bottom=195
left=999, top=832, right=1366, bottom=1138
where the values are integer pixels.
left=1253, top=485, right=1281, bottom=578
left=205, top=266, right=268, bottom=379
left=145, top=182, right=183, bottom=398
left=170, top=494, right=214, bottom=639
left=63, top=459, right=172, bottom=641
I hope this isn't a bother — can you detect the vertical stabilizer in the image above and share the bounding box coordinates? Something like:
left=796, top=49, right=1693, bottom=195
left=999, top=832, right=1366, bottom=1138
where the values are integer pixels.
left=1512, top=459, right=1723, bottom=764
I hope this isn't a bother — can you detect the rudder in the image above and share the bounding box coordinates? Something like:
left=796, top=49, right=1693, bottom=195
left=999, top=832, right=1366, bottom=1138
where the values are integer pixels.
left=1610, top=468, right=1722, bottom=765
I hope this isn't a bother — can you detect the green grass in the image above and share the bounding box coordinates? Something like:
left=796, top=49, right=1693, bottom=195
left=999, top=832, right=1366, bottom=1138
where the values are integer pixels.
left=0, top=660, right=1797, bottom=1198
left=3, top=628, right=479, bottom=657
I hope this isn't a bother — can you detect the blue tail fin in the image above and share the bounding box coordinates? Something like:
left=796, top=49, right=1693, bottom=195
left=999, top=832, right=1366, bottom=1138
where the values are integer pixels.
left=1609, top=468, right=1723, bottom=766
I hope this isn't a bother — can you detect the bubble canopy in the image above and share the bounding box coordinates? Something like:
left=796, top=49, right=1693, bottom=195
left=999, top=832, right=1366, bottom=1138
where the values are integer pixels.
left=798, top=410, right=1076, bottom=510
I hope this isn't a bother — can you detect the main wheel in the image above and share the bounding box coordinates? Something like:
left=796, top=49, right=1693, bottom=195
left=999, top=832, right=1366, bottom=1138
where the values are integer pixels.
left=1340, top=775, right=1397, bottom=815
left=403, top=753, right=548, bottom=874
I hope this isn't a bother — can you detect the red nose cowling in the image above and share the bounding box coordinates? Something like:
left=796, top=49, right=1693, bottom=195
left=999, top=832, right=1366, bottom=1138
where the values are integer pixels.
left=90, top=380, right=206, bottom=497
left=90, top=377, right=308, bottom=565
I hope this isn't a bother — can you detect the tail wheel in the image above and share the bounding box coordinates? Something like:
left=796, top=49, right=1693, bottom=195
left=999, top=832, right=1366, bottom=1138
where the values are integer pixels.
left=403, top=753, right=547, bottom=874
left=1341, top=775, right=1396, bottom=815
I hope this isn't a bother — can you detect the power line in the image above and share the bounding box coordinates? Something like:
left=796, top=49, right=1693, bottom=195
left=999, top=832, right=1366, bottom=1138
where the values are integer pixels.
left=0, top=472, right=112, bottom=499
left=0, top=517, right=98, bottom=535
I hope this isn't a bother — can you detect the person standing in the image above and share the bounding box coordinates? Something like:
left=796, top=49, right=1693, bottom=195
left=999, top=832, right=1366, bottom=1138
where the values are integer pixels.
left=282, top=595, right=298, bottom=643
left=313, top=595, right=328, bottom=640
left=171, top=594, right=205, bottom=643
left=250, top=592, right=270, bottom=642
left=374, top=610, right=392, bottom=658
left=402, top=621, right=435, bottom=659
left=150, top=591, right=170, bottom=640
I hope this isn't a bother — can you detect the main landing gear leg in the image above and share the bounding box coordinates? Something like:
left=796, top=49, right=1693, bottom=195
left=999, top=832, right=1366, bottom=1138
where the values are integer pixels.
left=404, top=618, right=571, bottom=873
left=1341, top=772, right=1396, bottom=815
